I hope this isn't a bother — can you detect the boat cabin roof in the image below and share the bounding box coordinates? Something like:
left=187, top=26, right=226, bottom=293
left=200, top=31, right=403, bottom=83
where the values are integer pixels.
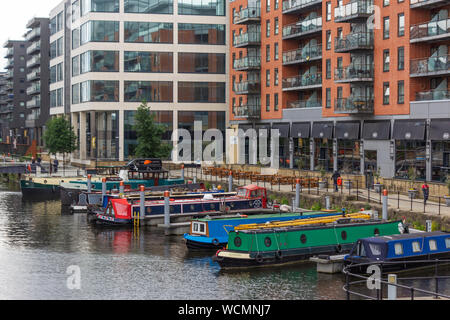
left=238, top=185, right=266, bottom=191
left=360, top=231, right=448, bottom=244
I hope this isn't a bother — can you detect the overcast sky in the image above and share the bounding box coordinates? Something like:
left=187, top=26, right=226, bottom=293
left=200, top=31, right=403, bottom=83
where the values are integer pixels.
left=0, top=0, right=62, bottom=71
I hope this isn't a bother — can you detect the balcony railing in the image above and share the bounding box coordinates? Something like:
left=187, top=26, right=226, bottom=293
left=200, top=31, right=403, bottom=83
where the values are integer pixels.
left=282, top=17, right=322, bottom=40
left=415, top=90, right=450, bottom=101
left=410, top=0, right=449, bottom=9
left=233, top=104, right=261, bottom=119
left=26, top=28, right=40, bottom=41
left=27, top=97, right=41, bottom=109
left=334, top=32, right=373, bottom=53
left=335, top=96, right=374, bottom=114
left=4, top=48, right=13, bottom=58
left=334, top=0, right=373, bottom=23
left=410, top=18, right=450, bottom=42
left=282, top=73, right=322, bottom=91
left=282, top=0, right=322, bottom=14
left=5, top=59, right=14, bottom=69
left=334, top=64, right=374, bottom=83
left=27, top=69, right=41, bottom=82
left=6, top=71, right=14, bottom=79
left=233, top=56, right=261, bottom=71
left=233, top=80, right=260, bottom=95
left=26, top=54, right=41, bottom=68
left=233, top=32, right=261, bottom=47
left=234, top=7, right=261, bottom=24
left=26, top=41, right=41, bottom=55
left=26, top=84, right=40, bottom=95
left=286, top=99, right=322, bottom=109
left=410, top=55, right=450, bottom=77
left=283, top=44, right=322, bottom=65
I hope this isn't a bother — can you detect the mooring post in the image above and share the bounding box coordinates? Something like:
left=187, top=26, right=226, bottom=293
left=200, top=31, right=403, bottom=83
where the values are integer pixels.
left=119, top=181, right=125, bottom=196
left=382, top=189, right=388, bottom=221
left=181, top=164, right=185, bottom=181
left=87, top=174, right=92, bottom=193
left=325, top=196, right=331, bottom=210
left=164, top=190, right=171, bottom=235
left=388, top=274, right=397, bottom=300
left=140, top=185, right=145, bottom=221
left=295, top=179, right=300, bottom=209
left=102, top=178, right=107, bottom=199
left=426, top=220, right=432, bottom=232
left=228, top=170, right=233, bottom=192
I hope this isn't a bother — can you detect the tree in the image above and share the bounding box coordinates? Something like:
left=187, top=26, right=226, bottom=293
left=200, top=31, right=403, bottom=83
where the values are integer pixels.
left=133, top=101, right=172, bottom=159
left=43, top=117, right=78, bottom=173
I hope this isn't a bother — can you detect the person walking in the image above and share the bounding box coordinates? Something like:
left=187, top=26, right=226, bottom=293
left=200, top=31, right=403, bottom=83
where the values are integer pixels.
left=53, top=159, right=59, bottom=174
left=422, top=182, right=430, bottom=205
left=332, top=171, right=341, bottom=192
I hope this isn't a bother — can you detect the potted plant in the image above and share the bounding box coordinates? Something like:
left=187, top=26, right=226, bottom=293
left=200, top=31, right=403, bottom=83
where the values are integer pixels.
left=407, top=167, right=418, bottom=199
left=373, top=168, right=383, bottom=193
left=444, top=175, right=450, bottom=207
left=318, top=165, right=327, bottom=189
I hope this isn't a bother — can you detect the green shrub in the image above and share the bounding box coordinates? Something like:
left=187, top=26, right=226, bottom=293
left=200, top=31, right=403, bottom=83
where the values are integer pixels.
left=311, top=202, right=322, bottom=211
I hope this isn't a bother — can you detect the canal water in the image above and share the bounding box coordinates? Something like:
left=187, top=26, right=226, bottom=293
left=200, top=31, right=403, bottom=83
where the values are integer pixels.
left=0, top=181, right=448, bottom=300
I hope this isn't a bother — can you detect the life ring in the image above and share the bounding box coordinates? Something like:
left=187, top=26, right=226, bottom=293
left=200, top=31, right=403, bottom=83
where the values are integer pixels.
left=255, top=254, right=264, bottom=263
left=336, top=245, right=343, bottom=253
left=215, top=250, right=224, bottom=262
left=275, top=250, right=283, bottom=260
left=212, top=239, right=220, bottom=246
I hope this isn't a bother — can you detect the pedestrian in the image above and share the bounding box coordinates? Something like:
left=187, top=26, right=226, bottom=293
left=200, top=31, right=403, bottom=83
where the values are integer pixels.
left=332, top=171, right=341, bottom=192
left=53, top=159, right=59, bottom=173
left=422, top=182, right=429, bottom=205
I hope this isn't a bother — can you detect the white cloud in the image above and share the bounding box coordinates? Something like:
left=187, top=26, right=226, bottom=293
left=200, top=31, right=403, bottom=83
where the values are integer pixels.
left=0, top=0, right=62, bottom=71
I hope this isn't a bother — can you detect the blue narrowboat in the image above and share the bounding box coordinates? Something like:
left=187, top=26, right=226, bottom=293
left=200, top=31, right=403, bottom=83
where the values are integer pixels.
left=183, top=211, right=346, bottom=251
left=344, top=231, right=450, bottom=273
left=92, top=185, right=268, bottom=226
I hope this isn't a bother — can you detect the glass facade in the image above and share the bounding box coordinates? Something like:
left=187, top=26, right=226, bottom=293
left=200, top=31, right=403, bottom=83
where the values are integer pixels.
left=337, top=140, right=361, bottom=174
left=96, top=111, right=119, bottom=160
left=178, top=0, right=225, bottom=16
left=395, top=140, right=426, bottom=180
left=124, top=51, right=173, bottom=73
left=77, top=50, right=120, bottom=73
left=124, top=81, right=173, bottom=102
left=72, top=80, right=119, bottom=103
left=178, top=82, right=226, bottom=103
left=124, top=0, right=174, bottom=14
left=293, top=138, right=311, bottom=170
left=80, top=21, right=120, bottom=44
left=81, top=0, right=120, bottom=13
left=178, top=23, right=226, bottom=45
left=431, top=141, right=450, bottom=182
left=314, top=139, right=333, bottom=172
left=124, top=22, right=173, bottom=43
left=178, top=53, right=225, bottom=74
left=124, top=110, right=173, bottom=159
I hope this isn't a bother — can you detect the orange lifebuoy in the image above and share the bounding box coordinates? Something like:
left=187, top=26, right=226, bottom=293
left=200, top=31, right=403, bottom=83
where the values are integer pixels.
left=337, top=178, right=343, bottom=186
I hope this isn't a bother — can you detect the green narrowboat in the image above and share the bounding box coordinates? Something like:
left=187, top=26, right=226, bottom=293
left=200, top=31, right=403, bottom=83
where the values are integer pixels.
left=213, top=214, right=405, bottom=270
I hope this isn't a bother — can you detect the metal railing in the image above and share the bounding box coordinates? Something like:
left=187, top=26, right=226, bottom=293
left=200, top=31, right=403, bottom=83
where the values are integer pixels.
left=233, top=7, right=261, bottom=24
left=233, top=31, right=261, bottom=47
left=286, top=99, right=322, bottom=109
left=334, top=0, right=373, bottom=21
left=283, top=44, right=322, bottom=65
left=335, top=96, right=374, bottom=113
left=410, top=18, right=450, bottom=41
left=233, top=104, right=261, bottom=119
left=410, top=55, right=450, bottom=76
left=233, top=56, right=261, bottom=70
left=282, top=73, right=322, bottom=90
left=233, top=80, right=260, bottom=94
left=335, top=32, right=373, bottom=52
left=415, top=89, right=450, bottom=101
left=282, top=0, right=322, bottom=12
left=282, top=17, right=322, bottom=39
left=334, top=63, right=374, bottom=81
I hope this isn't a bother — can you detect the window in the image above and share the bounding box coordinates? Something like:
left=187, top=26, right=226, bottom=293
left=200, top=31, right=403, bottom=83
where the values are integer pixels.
left=266, top=0, right=270, bottom=12
left=178, top=53, right=224, bottom=74
left=266, top=20, right=270, bottom=37
left=274, top=68, right=279, bottom=86
left=274, top=43, right=279, bottom=60
left=72, top=29, right=80, bottom=49
left=394, top=243, right=403, bottom=255
left=412, top=241, right=421, bottom=253
left=383, top=0, right=389, bottom=6
left=72, top=56, right=80, bottom=76
left=124, top=0, right=173, bottom=14
left=274, top=93, right=279, bottom=111
left=82, top=0, right=120, bottom=13
left=326, top=59, right=331, bottom=79
left=266, top=45, right=270, bottom=62
left=446, top=238, right=450, bottom=249
left=429, top=239, right=437, bottom=251
left=266, top=94, right=270, bottom=111
left=383, top=17, right=390, bottom=39
left=326, top=30, right=331, bottom=50
left=178, top=23, right=225, bottom=45
left=78, top=80, right=119, bottom=102
left=81, top=20, right=119, bottom=44
left=50, top=63, right=64, bottom=83
left=266, top=69, right=270, bottom=87
left=125, top=81, right=173, bottom=102
left=383, top=49, right=390, bottom=72
left=79, top=51, right=119, bottom=73
left=275, top=0, right=278, bottom=9
left=398, top=80, right=404, bottom=104
left=178, top=82, right=225, bottom=103
left=178, top=0, right=225, bottom=16
left=398, top=46, right=405, bottom=70
left=369, top=244, right=382, bottom=256
left=383, top=82, right=390, bottom=105
left=124, top=21, right=173, bottom=43
left=125, top=51, right=173, bottom=73
left=398, top=13, right=405, bottom=37
left=192, top=222, right=207, bottom=235
left=50, top=37, right=63, bottom=59
left=326, top=2, right=331, bottom=21
left=326, top=88, right=331, bottom=108
left=274, top=17, right=279, bottom=35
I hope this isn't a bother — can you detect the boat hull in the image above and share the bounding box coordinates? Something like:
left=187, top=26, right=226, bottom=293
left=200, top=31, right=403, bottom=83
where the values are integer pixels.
left=20, top=180, right=61, bottom=200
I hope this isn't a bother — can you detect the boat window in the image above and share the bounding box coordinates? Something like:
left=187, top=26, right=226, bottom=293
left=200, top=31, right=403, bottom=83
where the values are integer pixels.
left=300, top=234, right=307, bottom=244
left=412, top=241, right=422, bottom=253
left=237, top=188, right=247, bottom=197
left=368, top=243, right=382, bottom=256
left=192, top=222, right=207, bottom=235
left=394, top=243, right=403, bottom=255
left=264, top=237, right=272, bottom=248
left=429, top=240, right=437, bottom=251
left=446, top=238, right=450, bottom=249
left=341, top=231, right=347, bottom=241
left=234, top=236, right=242, bottom=248
left=357, top=242, right=366, bottom=257
left=249, top=190, right=258, bottom=198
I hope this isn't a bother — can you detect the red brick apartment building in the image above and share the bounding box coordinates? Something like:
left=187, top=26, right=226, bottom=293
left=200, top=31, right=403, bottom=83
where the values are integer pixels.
left=230, top=0, right=450, bottom=183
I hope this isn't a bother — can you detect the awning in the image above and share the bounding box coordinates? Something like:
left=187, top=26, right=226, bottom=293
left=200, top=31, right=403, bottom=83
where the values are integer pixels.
left=255, top=124, right=271, bottom=137
left=335, top=122, right=360, bottom=140
left=392, top=119, right=426, bottom=140
left=363, top=121, right=391, bottom=140
left=429, top=119, right=450, bottom=140
left=271, top=123, right=290, bottom=138
left=291, top=122, right=311, bottom=139
left=312, top=122, right=334, bottom=139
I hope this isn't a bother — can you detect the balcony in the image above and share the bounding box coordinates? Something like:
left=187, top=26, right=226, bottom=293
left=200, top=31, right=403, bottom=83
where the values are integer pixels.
left=27, top=69, right=41, bottom=82
left=286, top=98, right=322, bottom=109
left=282, top=0, right=322, bottom=15
left=410, top=18, right=450, bottom=43
left=233, top=80, right=260, bottom=95
left=6, top=71, right=14, bottom=80
left=4, top=48, right=13, bottom=58
left=233, top=7, right=261, bottom=25
left=27, top=97, right=41, bottom=109
left=0, top=105, right=14, bottom=114
left=334, top=32, right=373, bottom=53
left=410, top=0, right=449, bottom=9
left=282, top=44, right=322, bottom=66
left=415, top=90, right=450, bottom=101
left=233, top=104, right=261, bottom=120
left=26, top=28, right=40, bottom=41
left=26, top=41, right=41, bottom=55
left=282, top=17, right=322, bottom=40
left=5, top=59, right=14, bottom=69
left=26, top=54, right=41, bottom=68
left=282, top=73, right=322, bottom=91
left=233, top=56, right=261, bottom=71
left=410, top=55, right=450, bottom=77
left=26, top=84, right=40, bottom=96
left=334, top=0, right=373, bottom=23
left=334, top=64, right=374, bottom=83
left=335, top=96, right=374, bottom=114
left=233, top=32, right=261, bottom=48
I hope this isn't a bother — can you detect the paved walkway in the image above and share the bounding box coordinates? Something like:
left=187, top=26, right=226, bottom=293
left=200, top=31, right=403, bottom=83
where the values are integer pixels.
left=170, top=169, right=450, bottom=219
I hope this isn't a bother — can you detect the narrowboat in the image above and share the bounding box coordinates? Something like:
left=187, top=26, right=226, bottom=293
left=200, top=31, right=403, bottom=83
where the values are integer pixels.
left=184, top=211, right=345, bottom=251
left=343, top=232, right=450, bottom=274
left=60, top=159, right=184, bottom=206
left=213, top=213, right=406, bottom=270
left=91, top=185, right=268, bottom=226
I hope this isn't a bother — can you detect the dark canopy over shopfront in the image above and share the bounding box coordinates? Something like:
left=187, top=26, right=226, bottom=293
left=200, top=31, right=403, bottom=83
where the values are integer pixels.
left=393, top=119, right=426, bottom=140
left=430, top=119, right=450, bottom=141
left=312, top=122, right=334, bottom=139
left=363, top=120, right=391, bottom=140
left=291, top=122, right=311, bottom=139
left=335, top=122, right=360, bottom=140
left=272, top=123, right=290, bottom=138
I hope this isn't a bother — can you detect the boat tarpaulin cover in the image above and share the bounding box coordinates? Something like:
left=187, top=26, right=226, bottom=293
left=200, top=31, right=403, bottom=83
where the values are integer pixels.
left=112, top=199, right=132, bottom=219
left=393, top=119, right=426, bottom=140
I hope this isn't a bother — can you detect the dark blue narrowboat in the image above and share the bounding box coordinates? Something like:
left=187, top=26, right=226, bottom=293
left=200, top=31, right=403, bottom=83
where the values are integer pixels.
left=183, top=211, right=345, bottom=251
left=92, top=185, right=268, bottom=226
left=344, top=231, right=450, bottom=273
